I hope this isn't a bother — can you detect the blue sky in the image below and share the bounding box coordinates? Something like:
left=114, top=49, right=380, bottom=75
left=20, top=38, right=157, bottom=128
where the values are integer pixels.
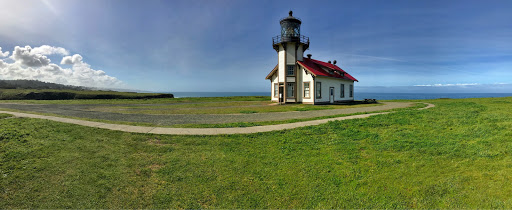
left=1, top=0, right=511, bottom=92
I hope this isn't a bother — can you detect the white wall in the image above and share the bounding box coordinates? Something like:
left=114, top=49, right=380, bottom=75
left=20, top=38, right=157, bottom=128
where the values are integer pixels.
left=301, top=67, right=315, bottom=103
left=285, top=43, right=305, bottom=63
left=314, top=77, right=354, bottom=103
left=275, top=42, right=307, bottom=103
left=278, top=45, right=285, bottom=83
left=271, top=74, right=278, bottom=101
left=286, top=43, right=295, bottom=65
left=297, top=44, right=304, bottom=61
left=295, top=64, right=302, bottom=103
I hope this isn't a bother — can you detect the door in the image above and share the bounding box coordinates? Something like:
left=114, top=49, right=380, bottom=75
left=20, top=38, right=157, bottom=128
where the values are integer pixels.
left=279, top=86, right=284, bottom=103
left=329, top=87, right=334, bottom=103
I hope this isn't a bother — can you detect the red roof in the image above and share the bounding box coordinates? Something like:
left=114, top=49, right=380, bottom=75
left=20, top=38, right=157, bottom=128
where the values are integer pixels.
left=297, top=57, right=358, bottom=82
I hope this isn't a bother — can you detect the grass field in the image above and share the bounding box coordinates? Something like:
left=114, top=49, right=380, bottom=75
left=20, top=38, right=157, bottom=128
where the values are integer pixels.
left=86, top=101, right=382, bottom=115
left=0, top=103, right=418, bottom=129
left=2, top=97, right=512, bottom=208
left=0, top=113, right=12, bottom=119
left=171, top=103, right=426, bottom=128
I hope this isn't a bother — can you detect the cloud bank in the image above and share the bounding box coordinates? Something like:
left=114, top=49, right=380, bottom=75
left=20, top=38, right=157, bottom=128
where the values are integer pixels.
left=31, top=45, right=69, bottom=56
left=0, top=45, right=121, bottom=88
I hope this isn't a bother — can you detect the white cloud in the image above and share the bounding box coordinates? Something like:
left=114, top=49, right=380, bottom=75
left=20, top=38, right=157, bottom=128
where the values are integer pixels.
left=0, top=47, right=9, bottom=57
left=61, top=54, right=83, bottom=65
left=0, top=60, right=7, bottom=68
left=414, top=83, right=480, bottom=87
left=31, top=45, right=69, bottom=56
left=10, top=45, right=52, bottom=67
left=0, top=45, right=122, bottom=88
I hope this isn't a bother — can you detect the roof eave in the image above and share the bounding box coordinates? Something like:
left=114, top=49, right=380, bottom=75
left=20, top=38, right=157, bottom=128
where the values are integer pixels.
left=265, top=64, right=279, bottom=80
left=296, top=61, right=318, bottom=77
left=315, top=75, right=358, bottom=82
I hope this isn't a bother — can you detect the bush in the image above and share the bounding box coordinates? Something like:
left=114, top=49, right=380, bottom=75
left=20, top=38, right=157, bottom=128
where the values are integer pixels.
left=24, top=92, right=77, bottom=100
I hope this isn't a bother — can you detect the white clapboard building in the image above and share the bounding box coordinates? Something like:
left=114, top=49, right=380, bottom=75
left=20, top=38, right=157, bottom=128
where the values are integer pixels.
left=266, top=11, right=358, bottom=104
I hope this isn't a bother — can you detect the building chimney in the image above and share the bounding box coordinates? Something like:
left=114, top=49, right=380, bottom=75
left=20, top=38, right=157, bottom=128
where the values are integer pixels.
left=307, top=54, right=312, bottom=59
left=328, top=60, right=331, bottom=64
left=333, top=60, right=337, bottom=65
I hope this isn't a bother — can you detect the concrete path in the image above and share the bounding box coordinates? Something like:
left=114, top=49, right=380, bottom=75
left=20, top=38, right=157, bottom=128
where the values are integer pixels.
left=0, top=103, right=435, bottom=135
left=0, top=102, right=414, bottom=125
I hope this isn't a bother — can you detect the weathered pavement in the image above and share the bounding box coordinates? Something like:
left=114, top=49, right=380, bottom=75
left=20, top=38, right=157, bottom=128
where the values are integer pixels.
left=0, top=103, right=435, bottom=135
left=0, top=102, right=413, bottom=125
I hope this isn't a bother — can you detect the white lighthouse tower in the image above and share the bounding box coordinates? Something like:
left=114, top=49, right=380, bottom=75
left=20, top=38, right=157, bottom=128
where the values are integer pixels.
left=272, top=11, right=309, bottom=103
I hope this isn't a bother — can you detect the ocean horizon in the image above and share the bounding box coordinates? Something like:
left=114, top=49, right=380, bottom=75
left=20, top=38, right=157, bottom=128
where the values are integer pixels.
left=170, top=92, right=512, bottom=100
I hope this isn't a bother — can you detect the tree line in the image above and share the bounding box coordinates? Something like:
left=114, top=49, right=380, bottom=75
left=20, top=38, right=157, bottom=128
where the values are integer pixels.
left=0, top=80, right=87, bottom=90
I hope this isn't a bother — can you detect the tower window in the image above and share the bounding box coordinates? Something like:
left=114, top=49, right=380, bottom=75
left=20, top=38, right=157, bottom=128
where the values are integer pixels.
left=281, top=22, right=300, bottom=38
left=287, top=65, right=294, bottom=76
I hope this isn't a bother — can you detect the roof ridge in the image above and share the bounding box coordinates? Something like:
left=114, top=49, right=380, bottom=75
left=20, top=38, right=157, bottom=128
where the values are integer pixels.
left=304, top=57, right=344, bottom=71
left=297, top=58, right=358, bottom=82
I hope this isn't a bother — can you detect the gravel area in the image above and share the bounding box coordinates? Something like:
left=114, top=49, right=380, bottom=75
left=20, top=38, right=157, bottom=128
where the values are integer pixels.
left=0, top=102, right=413, bottom=125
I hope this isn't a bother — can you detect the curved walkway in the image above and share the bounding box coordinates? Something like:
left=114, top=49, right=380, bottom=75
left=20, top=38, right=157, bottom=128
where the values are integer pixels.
left=0, top=102, right=413, bottom=125
left=0, top=103, right=435, bottom=135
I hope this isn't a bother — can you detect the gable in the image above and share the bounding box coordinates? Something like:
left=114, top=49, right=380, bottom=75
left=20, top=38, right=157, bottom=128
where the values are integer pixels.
left=265, top=64, right=278, bottom=80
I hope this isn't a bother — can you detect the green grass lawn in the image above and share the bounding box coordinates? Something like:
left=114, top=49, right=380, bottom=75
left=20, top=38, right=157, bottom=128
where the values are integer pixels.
left=0, top=102, right=397, bottom=128
left=87, top=101, right=382, bottom=114
left=172, top=103, right=426, bottom=128
left=0, top=113, right=12, bottom=119
left=2, top=97, right=512, bottom=208
left=0, top=103, right=418, bottom=129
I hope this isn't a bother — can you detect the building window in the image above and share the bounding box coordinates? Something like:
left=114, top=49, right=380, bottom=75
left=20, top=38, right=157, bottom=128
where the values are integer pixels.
left=304, top=82, right=310, bottom=98
left=349, top=84, right=354, bottom=97
left=316, top=82, right=321, bottom=99
left=340, top=84, right=345, bottom=98
left=274, top=83, right=278, bottom=97
left=287, top=82, right=295, bottom=97
left=287, top=65, right=294, bottom=76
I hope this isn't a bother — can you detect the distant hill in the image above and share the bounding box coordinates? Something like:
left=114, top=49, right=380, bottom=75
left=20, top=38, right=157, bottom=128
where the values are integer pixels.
left=0, top=80, right=88, bottom=90
left=0, top=80, right=174, bottom=100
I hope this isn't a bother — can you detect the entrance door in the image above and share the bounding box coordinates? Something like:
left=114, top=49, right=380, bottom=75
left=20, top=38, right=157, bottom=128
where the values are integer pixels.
left=329, top=87, right=334, bottom=103
left=279, top=86, right=284, bottom=103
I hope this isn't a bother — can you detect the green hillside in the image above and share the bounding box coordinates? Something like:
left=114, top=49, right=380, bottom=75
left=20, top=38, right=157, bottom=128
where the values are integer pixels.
left=0, top=80, right=173, bottom=100
left=0, top=89, right=173, bottom=100
left=1, top=97, right=512, bottom=208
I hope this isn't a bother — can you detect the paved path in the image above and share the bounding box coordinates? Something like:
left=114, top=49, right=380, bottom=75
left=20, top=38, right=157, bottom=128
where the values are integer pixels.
left=0, top=103, right=435, bottom=135
left=0, top=102, right=413, bottom=125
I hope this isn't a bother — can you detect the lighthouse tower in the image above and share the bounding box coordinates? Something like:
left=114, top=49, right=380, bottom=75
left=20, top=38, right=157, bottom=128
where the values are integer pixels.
left=266, top=11, right=358, bottom=105
left=272, top=11, right=309, bottom=103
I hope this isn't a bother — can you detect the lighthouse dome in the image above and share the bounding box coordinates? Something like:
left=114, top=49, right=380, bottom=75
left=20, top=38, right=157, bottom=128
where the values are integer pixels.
left=280, top=11, right=301, bottom=39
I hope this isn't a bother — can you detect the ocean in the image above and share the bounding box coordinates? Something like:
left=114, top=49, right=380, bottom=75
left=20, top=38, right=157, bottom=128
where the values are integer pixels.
left=171, top=92, right=512, bottom=100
